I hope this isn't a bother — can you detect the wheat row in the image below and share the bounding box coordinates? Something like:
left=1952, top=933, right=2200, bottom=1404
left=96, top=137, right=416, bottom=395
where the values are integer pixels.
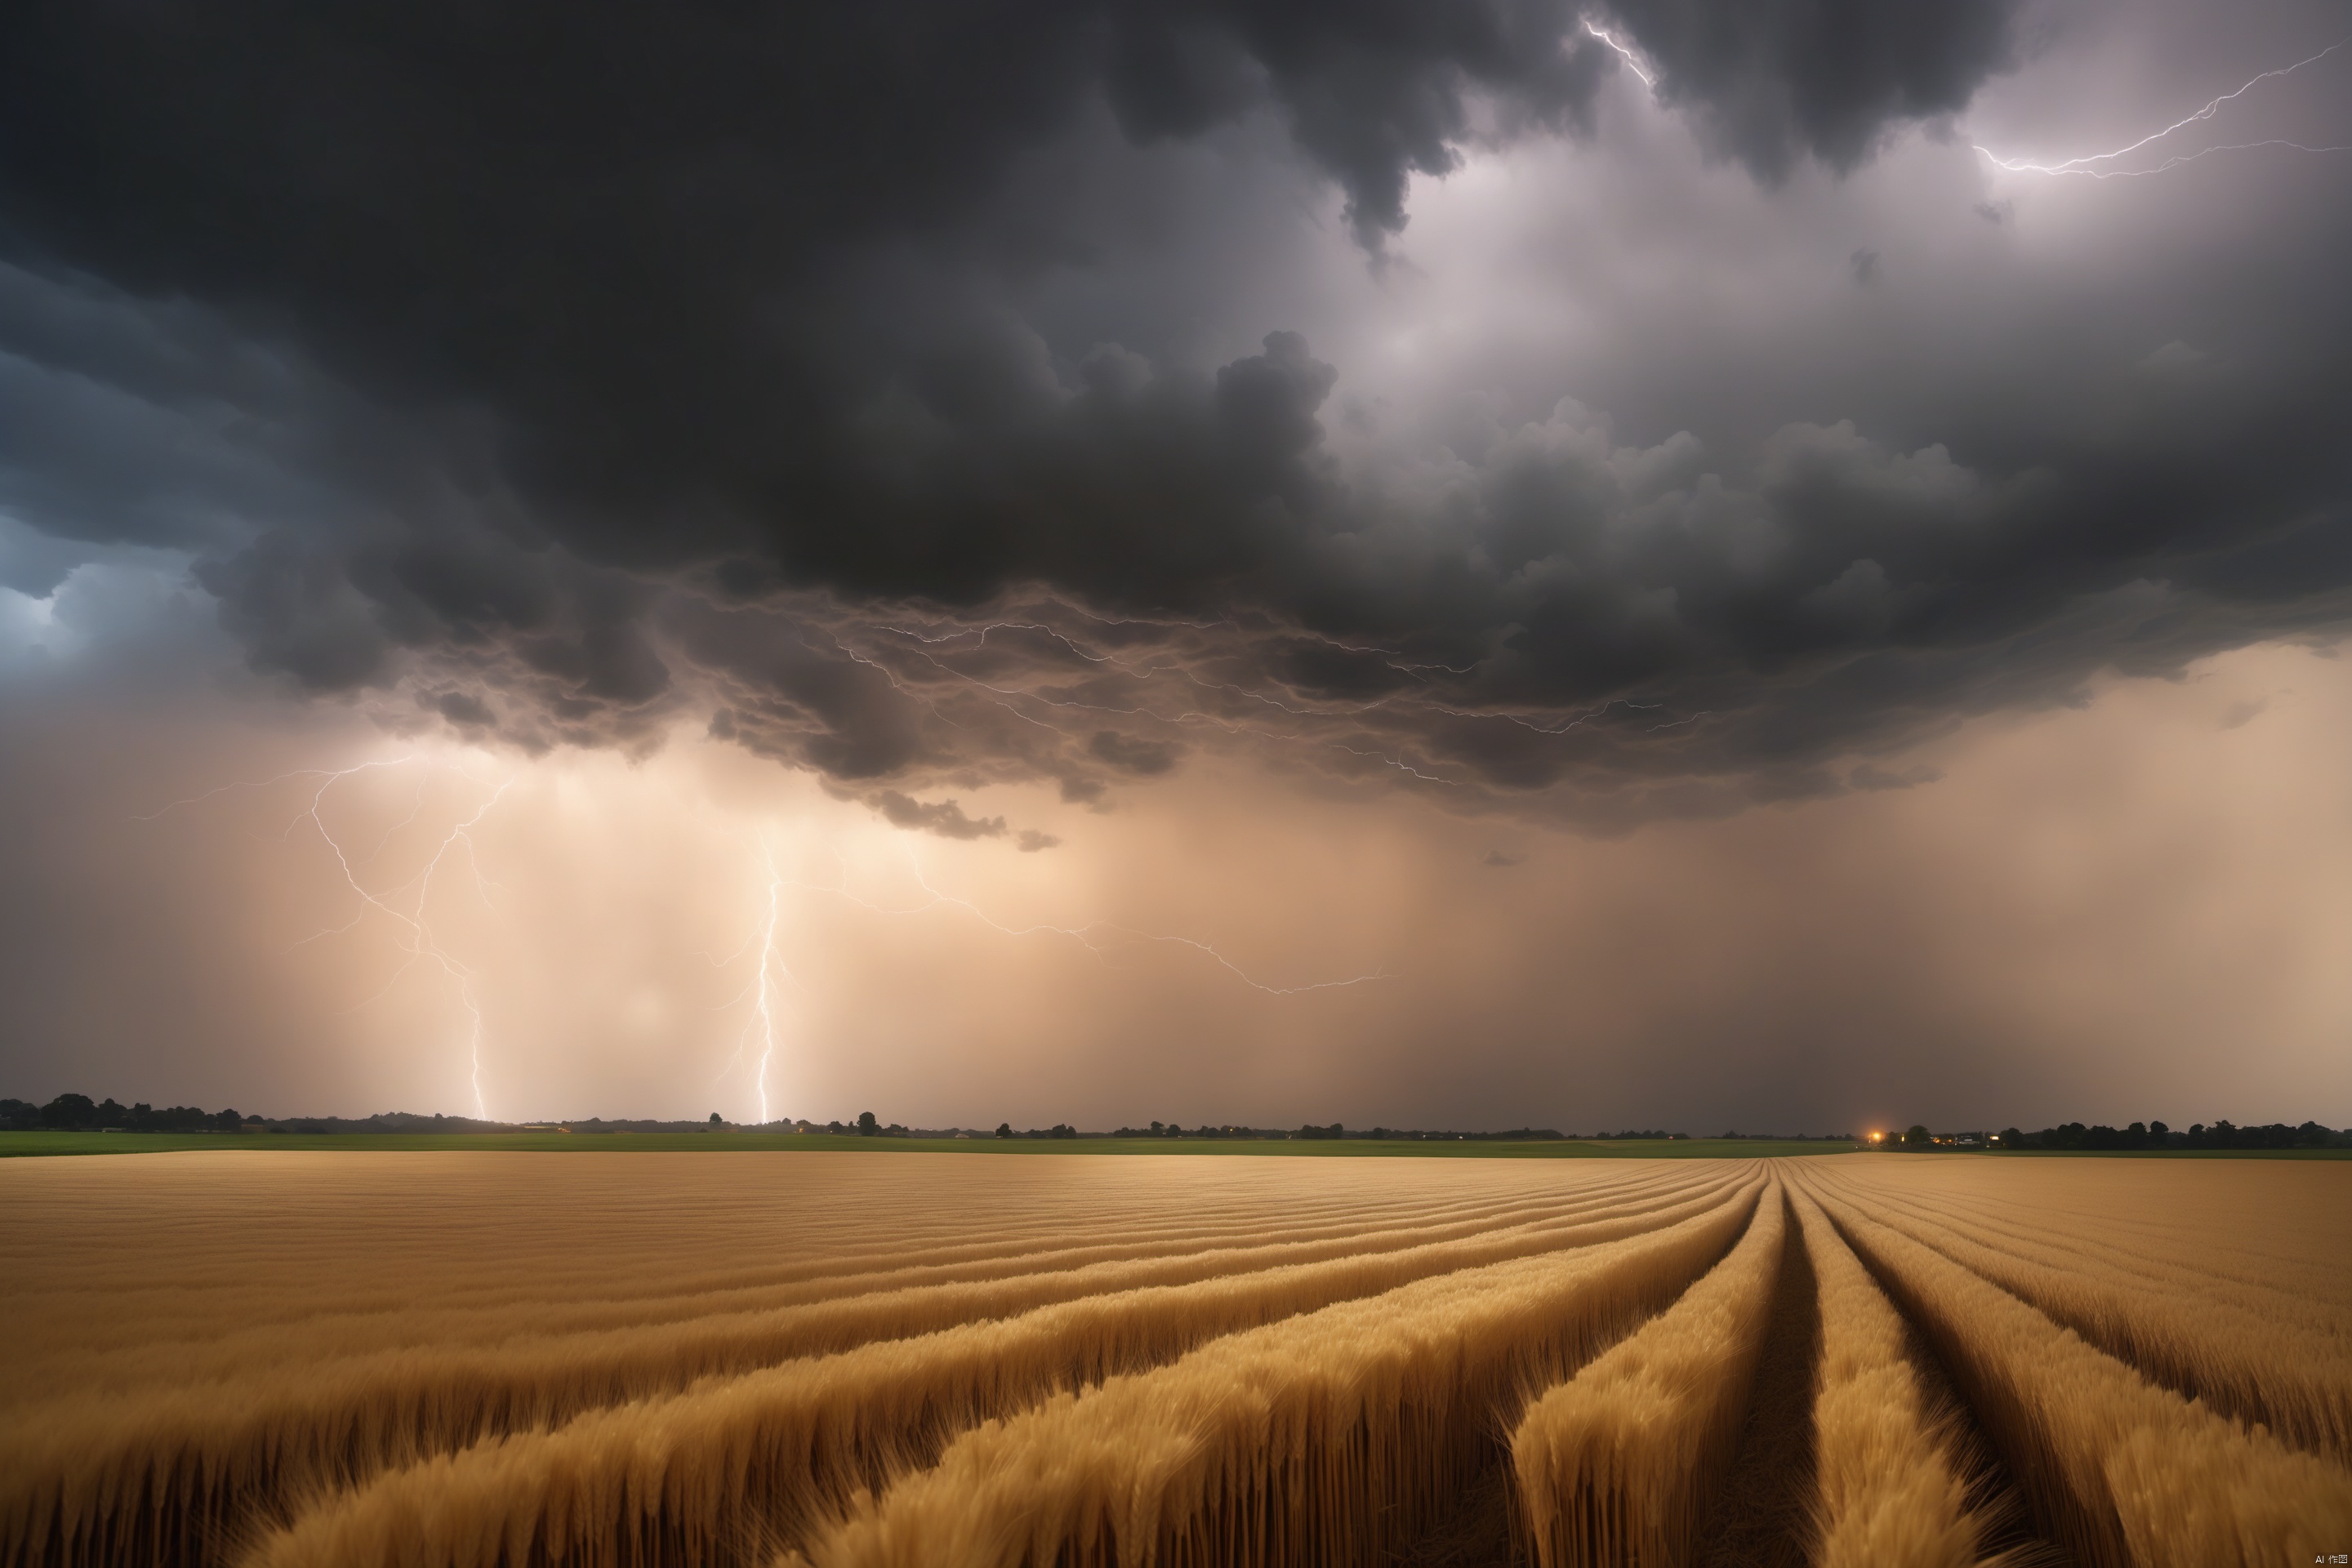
left=1801, top=1160, right=2352, bottom=1459
left=5, top=1151, right=2349, bottom=1568
left=2, top=1157, right=1727, bottom=1568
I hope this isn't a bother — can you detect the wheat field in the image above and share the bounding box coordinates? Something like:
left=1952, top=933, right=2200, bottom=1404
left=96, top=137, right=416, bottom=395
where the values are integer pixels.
left=2, top=1152, right=2347, bottom=1568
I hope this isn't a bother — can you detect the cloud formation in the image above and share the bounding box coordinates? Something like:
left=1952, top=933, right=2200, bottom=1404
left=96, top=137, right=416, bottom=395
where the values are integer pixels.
left=871, top=791, right=1014, bottom=843
left=1, top=0, right=2347, bottom=833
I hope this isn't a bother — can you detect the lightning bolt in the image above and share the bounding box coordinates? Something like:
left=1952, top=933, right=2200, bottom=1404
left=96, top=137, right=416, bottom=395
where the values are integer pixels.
left=706, top=834, right=804, bottom=1125
left=1974, top=39, right=2350, bottom=177
left=747, top=839, right=789, bottom=1126
left=132, top=758, right=419, bottom=822
left=1584, top=19, right=1655, bottom=89
left=140, top=755, right=511, bottom=1118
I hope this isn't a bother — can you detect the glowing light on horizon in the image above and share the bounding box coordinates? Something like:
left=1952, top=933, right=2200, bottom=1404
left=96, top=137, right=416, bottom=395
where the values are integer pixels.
left=1973, top=39, right=2350, bottom=177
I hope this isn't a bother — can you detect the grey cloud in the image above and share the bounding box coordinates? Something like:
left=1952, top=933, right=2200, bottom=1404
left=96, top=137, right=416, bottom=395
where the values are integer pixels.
left=691, top=612, right=930, bottom=782
left=1089, top=729, right=1183, bottom=775
left=196, top=533, right=394, bottom=693
left=871, top=791, right=1009, bottom=840
left=1106, top=0, right=1618, bottom=247
left=1604, top=0, right=2020, bottom=179
left=430, top=691, right=498, bottom=729
left=0, top=514, right=96, bottom=598
left=104, top=344, right=2352, bottom=833
left=0, top=0, right=2345, bottom=834
left=198, top=523, right=679, bottom=751
left=81, top=316, right=2351, bottom=834
left=0, top=0, right=2026, bottom=595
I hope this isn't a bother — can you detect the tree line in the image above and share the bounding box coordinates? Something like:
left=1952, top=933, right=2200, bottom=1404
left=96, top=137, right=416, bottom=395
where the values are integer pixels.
left=1870, top=1120, right=2350, bottom=1151
left=15, top=1096, right=2338, bottom=1149
left=1103, top=1123, right=1615, bottom=1141
left=1999, top=1120, right=2348, bottom=1151
left=2, top=1094, right=247, bottom=1132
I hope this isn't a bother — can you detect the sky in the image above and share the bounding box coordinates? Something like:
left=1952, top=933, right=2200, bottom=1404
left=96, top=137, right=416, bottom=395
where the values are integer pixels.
left=2, top=0, right=2348, bottom=1134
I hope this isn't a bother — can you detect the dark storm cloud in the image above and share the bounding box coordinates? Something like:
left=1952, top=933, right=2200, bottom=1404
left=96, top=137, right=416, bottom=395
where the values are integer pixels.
left=11, top=0, right=2351, bottom=826
left=0, top=0, right=2021, bottom=572
left=871, top=791, right=1012, bottom=841
left=1605, top=0, right=2018, bottom=178
left=1089, top=730, right=1185, bottom=776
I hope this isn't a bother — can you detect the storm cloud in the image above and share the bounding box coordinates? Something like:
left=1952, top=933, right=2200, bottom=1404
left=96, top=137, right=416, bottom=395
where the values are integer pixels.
left=1, top=0, right=2348, bottom=826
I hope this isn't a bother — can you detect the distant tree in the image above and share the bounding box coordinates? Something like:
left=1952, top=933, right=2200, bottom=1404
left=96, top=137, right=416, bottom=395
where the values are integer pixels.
left=2149, top=1120, right=2170, bottom=1139
left=214, top=1108, right=242, bottom=1130
left=708, top=1112, right=723, bottom=1126
left=42, top=1093, right=96, bottom=1129
left=856, top=1111, right=879, bottom=1137
left=996, top=1122, right=1012, bottom=1138
left=1904, top=1124, right=1930, bottom=1149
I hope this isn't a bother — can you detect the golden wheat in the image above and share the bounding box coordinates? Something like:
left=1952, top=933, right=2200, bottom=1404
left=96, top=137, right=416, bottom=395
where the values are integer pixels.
left=782, top=1173, right=1766, bottom=1568
left=10, top=1166, right=1684, bottom=1415
left=240, top=1177, right=1746, bottom=1568
left=1803, top=1177, right=2352, bottom=1568
left=4, top=1154, right=1628, bottom=1386
left=1, top=1156, right=1713, bottom=1568
left=1806, top=1159, right=2352, bottom=1459
left=1788, top=1184, right=1980, bottom=1568
left=11, top=1149, right=2352, bottom=1568
left=1507, top=1178, right=1784, bottom=1568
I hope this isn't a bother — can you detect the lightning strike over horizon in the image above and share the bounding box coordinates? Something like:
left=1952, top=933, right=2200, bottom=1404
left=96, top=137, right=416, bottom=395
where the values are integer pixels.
left=747, top=839, right=790, bottom=1125
left=1974, top=38, right=2350, bottom=177
left=139, top=755, right=512, bottom=1118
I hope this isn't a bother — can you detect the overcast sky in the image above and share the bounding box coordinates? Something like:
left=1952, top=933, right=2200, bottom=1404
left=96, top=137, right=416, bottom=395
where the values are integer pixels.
left=2, top=0, right=2348, bottom=1131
